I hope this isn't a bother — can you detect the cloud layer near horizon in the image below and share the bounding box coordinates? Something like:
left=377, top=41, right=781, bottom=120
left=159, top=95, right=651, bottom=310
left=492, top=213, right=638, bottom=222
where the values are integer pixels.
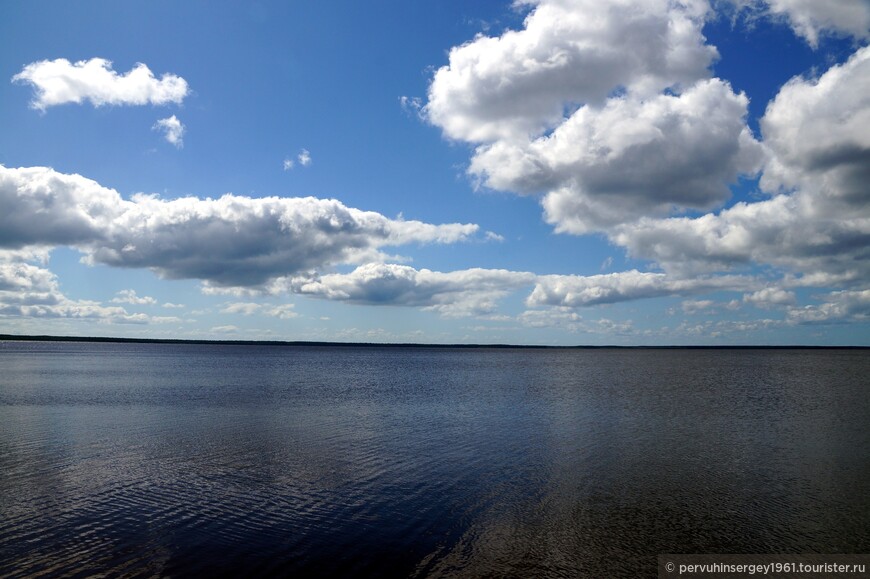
left=0, top=249, right=178, bottom=324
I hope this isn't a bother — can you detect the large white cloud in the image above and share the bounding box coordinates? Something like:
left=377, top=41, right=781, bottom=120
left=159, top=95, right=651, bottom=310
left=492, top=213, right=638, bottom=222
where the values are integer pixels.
left=425, top=0, right=715, bottom=143
left=12, top=58, right=190, bottom=110
left=91, top=193, right=477, bottom=286
left=0, top=166, right=120, bottom=247
left=0, top=166, right=481, bottom=287
left=612, top=46, right=870, bottom=281
left=423, top=0, right=765, bottom=235
left=760, top=46, right=870, bottom=206
left=472, top=78, right=763, bottom=233
left=422, top=0, right=869, bottom=314
left=614, top=195, right=870, bottom=280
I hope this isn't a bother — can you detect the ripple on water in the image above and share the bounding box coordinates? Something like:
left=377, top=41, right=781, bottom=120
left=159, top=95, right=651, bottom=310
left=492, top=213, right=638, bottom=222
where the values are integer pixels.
left=0, top=344, right=868, bottom=577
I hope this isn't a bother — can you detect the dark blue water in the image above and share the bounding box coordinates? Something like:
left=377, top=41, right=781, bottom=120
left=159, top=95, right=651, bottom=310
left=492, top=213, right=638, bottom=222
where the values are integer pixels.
left=1, top=342, right=868, bottom=577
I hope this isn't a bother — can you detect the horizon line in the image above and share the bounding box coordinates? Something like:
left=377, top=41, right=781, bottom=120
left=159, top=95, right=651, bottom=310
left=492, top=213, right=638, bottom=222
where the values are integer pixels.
left=1, top=334, right=867, bottom=350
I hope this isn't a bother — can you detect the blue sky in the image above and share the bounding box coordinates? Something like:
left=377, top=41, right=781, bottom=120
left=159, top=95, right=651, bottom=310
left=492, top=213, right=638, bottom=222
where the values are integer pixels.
left=1, top=0, right=869, bottom=345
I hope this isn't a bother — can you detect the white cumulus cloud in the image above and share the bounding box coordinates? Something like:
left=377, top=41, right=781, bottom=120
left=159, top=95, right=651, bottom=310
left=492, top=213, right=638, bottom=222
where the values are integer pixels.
left=0, top=165, right=481, bottom=289
left=472, top=79, right=763, bottom=233
left=0, top=251, right=163, bottom=323
left=111, top=289, right=157, bottom=305
left=423, top=0, right=763, bottom=235
left=153, top=115, right=185, bottom=148
left=760, top=46, right=870, bottom=205
left=12, top=58, right=190, bottom=111
left=420, top=0, right=870, bottom=315
left=611, top=46, right=870, bottom=282
left=743, top=287, right=796, bottom=308
left=425, top=0, right=715, bottom=142
left=786, top=290, right=870, bottom=324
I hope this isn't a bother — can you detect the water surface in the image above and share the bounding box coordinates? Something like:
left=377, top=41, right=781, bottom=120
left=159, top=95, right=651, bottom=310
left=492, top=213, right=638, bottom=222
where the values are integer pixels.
left=1, top=342, right=868, bottom=577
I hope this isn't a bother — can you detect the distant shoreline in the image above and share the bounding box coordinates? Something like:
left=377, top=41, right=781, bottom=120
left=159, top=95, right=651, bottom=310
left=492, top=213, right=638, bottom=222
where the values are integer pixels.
left=1, top=334, right=866, bottom=350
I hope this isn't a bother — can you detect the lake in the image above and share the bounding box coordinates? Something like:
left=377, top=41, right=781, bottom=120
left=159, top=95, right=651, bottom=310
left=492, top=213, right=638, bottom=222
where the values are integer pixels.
left=1, top=341, right=868, bottom=577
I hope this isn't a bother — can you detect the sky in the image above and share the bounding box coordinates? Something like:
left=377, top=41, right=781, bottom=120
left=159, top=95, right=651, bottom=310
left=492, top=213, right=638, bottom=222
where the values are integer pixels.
left=1, top=0, right=869, bottom=346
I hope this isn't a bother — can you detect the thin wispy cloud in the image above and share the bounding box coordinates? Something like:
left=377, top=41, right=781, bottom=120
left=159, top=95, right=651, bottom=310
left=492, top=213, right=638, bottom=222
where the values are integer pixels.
left=283, top=149, right=311, bottom=170
left=153, top=115, right=185, bottom=148
left=297, top=149, right=312, bottom=167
